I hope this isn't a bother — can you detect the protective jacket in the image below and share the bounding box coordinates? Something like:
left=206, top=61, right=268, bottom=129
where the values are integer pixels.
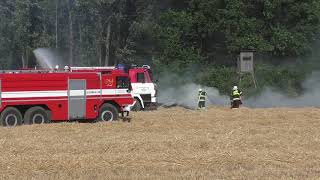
left=198, top=91, right=207, bottom=102
left=231, top=89, right=242, bottom=101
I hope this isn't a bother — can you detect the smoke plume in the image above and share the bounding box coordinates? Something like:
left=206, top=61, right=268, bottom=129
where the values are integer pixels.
left=157, top=71, right=320, bottom=108
left=158, top=83, right=229, bottom=108
left=157, top=71, right=229, bottom=108
left=245, top=72, right=320, bottom=108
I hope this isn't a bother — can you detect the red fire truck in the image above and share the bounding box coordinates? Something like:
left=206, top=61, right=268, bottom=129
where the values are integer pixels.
left=70, top=64, right=158, bottom=111
left=0, top=68, right=134, bottom=127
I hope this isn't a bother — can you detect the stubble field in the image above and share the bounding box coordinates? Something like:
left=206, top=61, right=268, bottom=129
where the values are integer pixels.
left=1, top=106, right=320, bottom=179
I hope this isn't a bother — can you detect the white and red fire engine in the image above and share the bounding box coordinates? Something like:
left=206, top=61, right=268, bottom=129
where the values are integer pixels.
left=70, top=64, right=158, bottom=111
left=0, top=68, right=134, bottom=127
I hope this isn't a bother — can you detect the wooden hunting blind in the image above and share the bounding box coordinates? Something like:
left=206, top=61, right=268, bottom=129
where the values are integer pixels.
left=237, top=50, right=257, bottom=88
left=238, top=51, right=254, bottom=73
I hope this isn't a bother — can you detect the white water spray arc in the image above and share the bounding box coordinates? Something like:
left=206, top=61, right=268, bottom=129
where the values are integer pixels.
left=33, top=48, right=61, bottom=69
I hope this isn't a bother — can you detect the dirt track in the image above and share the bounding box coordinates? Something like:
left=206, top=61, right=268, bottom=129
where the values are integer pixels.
left=1, top=106, right=320, bottom=179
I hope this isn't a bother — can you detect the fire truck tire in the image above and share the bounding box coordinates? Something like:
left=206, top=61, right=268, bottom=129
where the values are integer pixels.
left=98, top=104, right=119, bottom=122
left=132, top=98, right=142, bottom=111
left=24, top=107, right=51, bottom=125
left=0, top=107, right=23, bottom=127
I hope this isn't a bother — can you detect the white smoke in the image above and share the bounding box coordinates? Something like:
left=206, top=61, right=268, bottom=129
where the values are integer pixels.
left=245, top=71, right=320, bottom=108
left=157, top=71, right=320, bottom=108
left=157, top=71, right=229, bottom=108
left=158, top=83, right=229, bottom=108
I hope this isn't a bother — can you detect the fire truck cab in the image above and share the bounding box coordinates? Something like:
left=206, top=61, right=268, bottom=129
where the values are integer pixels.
left=0, top=69, right=134, bottom=127
left=128, top=65, right=157, bottom=111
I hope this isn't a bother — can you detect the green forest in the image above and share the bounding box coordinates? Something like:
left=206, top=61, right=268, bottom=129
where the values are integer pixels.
left=1, top=0, right=320, bottom=95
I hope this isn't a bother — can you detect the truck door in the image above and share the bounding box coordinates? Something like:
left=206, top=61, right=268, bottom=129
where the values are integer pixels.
left=135, top=71, right=152, bottom=103
left=68, top=79, right=86, bottom=120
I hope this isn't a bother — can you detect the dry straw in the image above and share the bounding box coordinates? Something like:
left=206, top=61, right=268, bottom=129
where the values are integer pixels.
left=0, top=106, right=320, bottom=179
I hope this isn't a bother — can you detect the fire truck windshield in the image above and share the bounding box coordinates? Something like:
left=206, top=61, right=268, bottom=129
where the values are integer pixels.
left=116, top=76, right=130, bottom=89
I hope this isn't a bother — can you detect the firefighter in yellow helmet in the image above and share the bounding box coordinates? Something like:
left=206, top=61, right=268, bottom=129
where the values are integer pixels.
left=198, top=88, right=207, bottom=110
left=230, top=86, right=243, bottom=108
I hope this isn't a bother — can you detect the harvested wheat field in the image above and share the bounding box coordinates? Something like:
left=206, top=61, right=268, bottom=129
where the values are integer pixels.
left=1, top=106, right=320, bottom=179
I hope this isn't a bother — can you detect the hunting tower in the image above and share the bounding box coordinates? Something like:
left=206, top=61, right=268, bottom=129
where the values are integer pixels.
left=237, top=50, right=257, bottom=88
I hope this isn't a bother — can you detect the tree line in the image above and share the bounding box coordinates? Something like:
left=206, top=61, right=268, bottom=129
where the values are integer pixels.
left=0, top=0, right=320, bottom=71
left=0, top=0, right=164, bottom=68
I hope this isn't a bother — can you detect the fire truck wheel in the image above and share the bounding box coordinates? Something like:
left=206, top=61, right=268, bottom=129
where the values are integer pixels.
left=132, top=98, right=142, bottom=111
left=24, top=107, right=51, bottom=125
left=98, top=104, right=119, bottom=122
left=0, top=107, right=23, bottom=127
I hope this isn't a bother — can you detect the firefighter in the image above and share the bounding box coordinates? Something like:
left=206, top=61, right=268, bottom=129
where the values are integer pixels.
left=230, top=86, right=243, bottom=109
left=198, top=89, right=207, bottom=110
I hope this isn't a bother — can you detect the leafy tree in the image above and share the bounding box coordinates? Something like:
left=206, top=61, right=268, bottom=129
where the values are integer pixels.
left=155, top=10, right=203, bottom=70
left=14, top=0, right=46, bottom=67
